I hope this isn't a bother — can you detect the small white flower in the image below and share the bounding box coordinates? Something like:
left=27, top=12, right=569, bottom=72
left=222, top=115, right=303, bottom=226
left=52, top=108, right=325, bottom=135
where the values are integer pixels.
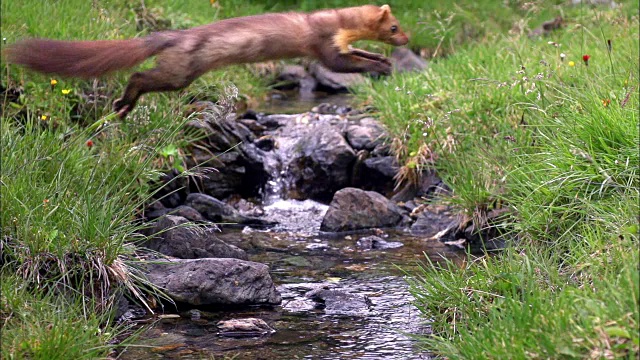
left=560, top=53, right=566, bottom=61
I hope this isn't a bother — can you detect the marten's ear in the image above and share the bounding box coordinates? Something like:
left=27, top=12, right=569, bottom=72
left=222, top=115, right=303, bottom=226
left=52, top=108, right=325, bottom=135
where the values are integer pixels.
left=379, top=4, right=391, bottom=21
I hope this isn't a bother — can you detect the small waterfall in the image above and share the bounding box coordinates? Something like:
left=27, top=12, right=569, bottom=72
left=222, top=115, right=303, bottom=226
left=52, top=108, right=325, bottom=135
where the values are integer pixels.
left=256, top=113, right=330, bottom=234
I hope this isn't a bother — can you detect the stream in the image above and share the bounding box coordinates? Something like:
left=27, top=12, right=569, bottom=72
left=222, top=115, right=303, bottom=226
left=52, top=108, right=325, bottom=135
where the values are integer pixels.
left=119, top=93, right=464, bottom=360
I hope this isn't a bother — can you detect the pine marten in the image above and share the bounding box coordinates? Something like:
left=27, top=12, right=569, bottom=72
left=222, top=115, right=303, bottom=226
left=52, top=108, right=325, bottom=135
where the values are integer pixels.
left=5, top=5, right=409, bottom=118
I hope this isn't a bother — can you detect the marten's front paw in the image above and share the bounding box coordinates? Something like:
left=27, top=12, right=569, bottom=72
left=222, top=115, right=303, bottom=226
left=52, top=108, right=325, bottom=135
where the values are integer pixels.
left=112, top=99, right=131, bottom=119
left=350, top=50, right=392, bottom=65
left=370, top=61, right=392, bottom=76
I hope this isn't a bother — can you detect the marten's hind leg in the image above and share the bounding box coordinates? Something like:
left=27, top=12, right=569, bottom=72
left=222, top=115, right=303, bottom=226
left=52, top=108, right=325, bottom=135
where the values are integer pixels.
left=113, top=68, right=195, bottom=118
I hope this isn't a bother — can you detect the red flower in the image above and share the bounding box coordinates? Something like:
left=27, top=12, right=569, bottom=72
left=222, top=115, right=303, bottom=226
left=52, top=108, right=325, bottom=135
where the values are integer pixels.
left=86, top=139, right=94, bottom=148
left=582, top=54, right=590, bottom=65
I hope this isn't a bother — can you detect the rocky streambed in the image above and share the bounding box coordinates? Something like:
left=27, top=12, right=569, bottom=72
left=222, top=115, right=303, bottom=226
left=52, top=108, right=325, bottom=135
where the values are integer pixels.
left=121, top=212, right=465, bottom=360
left=116, top=55, right=507, bottom=359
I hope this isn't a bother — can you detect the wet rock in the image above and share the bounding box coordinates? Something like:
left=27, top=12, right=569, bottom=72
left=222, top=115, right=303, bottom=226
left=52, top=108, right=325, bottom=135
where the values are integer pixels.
left=356, top=156, right=399, bottom=196
left=410, top=208, right=459, bottom=239
left=228, top=197, right=265, bottom=218
left=184, top=108, right=269, bottom=199
left=278, top=283, right=333, bottom=312
left=239, top=118, right=267, bottom=134
left=144, top=215, right=247, bottom=260
left=291, top=126, right=356, bottom=202
left=345, top=119, right=385, bottom=151
left=391, top=48, right=429, bottom=73
left=153, top=168, right=189, bottom=208
left=145, top=201, right=170, bottom=220
left=254, top=135, right=276, bottom=151
left=309, top=62, right=366, bottom=92
left=273, top=65, right=318, bottom=97
left=305, top=242, right=330, bottom=251
left=356, top=235, right=403, bottom=250
left=146, top=258, right=281, bottom=307
left=185, top=193, right=274, bottom=226
left=240, top=109, right=259, bottom=120
left=282, top=256, right=312, bottom=267
left=256, top=113, right=292, bottom=130
left=217, top=318, right=275, bottom=338
left=282, top=298, right=318, bottom=312
left=274, top=65, right=308, bottom=90
left=320, top=188, right=404, bottom=232
left=391, top=170, right=443, bottom=202
left=262, top=199, right=329, bottom=234
left=169, top=205, right=205, bottom=222
left=311, top=103, right=352, bottom=115
left=307, top=289, right=372, bottom=316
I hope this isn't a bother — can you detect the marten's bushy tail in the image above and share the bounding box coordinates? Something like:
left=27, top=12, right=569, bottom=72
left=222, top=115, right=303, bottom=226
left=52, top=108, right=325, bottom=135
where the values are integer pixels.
left=5, top=37, right=165, bottom=79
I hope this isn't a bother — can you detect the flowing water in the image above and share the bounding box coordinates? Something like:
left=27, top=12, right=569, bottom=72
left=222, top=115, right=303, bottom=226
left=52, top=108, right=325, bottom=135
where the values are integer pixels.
left=120, top=199, right=463, bottom=360
left=119, top=94, right=464, bottom=360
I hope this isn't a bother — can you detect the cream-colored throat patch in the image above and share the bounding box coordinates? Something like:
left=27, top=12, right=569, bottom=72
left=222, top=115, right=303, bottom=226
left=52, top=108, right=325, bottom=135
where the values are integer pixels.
left=333, top=28, right=377, bottom=54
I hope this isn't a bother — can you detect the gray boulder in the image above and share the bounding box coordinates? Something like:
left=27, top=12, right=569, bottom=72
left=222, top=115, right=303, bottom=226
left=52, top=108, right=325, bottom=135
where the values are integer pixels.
left=146, top=258, right=282, bottom=306
left=291, top=127, right=356, bottom=202
left=185, top=193, right=274, bottom=226
left=144, top=215, right=247, bottom=260
left=320, top=188, right=404, bottom=232
left=307, top=289, right=372, bottom=316
left=217, top=318, right=275, bottom=337
left=410, top=208, right=459, bottom=239
left=345, top=118, right=386, bottom=151
left=391, top=48, right=428, bottom=73
left=356, top=235, right=403, bottom=250
left=309, top=62, right=367, bottom=92
left=184, top=108, right=269, bottom=199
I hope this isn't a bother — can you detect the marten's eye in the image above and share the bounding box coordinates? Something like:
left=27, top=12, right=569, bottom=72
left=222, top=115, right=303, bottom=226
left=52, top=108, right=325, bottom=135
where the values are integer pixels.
left=390, top=25, right=398, bottom=33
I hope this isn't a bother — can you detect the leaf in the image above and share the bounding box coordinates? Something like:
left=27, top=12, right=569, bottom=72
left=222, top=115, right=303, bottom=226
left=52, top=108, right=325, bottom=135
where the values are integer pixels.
left=604, top=326, right=631, bottom=339
left=159, top=144, right=179, bottom=158
left=48, top=229, right=59, bottom=241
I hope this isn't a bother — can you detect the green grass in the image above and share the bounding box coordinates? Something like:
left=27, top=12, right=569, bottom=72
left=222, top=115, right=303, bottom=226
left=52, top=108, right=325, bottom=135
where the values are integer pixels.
left=0, top=275, right=134, bottom=360
left=1, top=3, right=195, bottom=357
left=350, top=2, right=639, bottom=358
left=2, top=0, right=638, bottom=358
left=0, top=98, right=189, bottom=357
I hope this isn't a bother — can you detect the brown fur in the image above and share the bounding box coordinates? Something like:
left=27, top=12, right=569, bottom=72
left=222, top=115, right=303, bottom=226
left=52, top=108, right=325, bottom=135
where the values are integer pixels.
left=5, top=5, right=409, bottom=118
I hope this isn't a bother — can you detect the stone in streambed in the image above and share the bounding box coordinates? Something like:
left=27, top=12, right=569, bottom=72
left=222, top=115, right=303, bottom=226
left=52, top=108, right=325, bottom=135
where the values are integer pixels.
left=146, top=258, right=281, bottom=307
left=320, top=188, right=404, bottom=232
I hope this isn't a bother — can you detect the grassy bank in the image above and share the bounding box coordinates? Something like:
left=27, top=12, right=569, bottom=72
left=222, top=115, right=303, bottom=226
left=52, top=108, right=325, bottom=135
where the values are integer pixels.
left=350, top=1, right=639, bottom=358
left=1, top=1, right=190, bottom=357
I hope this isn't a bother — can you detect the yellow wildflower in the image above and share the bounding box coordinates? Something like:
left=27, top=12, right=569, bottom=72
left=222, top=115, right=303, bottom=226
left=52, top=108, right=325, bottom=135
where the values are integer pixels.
left=40, top=115, right=48, bottom=121
left=61, top=89, right=71, bottom=95
left=568, top=61, right=575, bottom=67
left=50, top=79, right=58, bottom=86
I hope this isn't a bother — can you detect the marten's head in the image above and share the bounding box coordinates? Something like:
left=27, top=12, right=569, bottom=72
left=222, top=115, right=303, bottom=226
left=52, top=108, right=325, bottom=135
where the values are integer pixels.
left=373, top=5, right=409, bottom=46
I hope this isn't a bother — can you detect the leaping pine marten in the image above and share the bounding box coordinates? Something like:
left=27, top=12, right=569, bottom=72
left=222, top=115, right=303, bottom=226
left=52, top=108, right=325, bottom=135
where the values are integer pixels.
left=5, top=5, right=409, bottom=118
